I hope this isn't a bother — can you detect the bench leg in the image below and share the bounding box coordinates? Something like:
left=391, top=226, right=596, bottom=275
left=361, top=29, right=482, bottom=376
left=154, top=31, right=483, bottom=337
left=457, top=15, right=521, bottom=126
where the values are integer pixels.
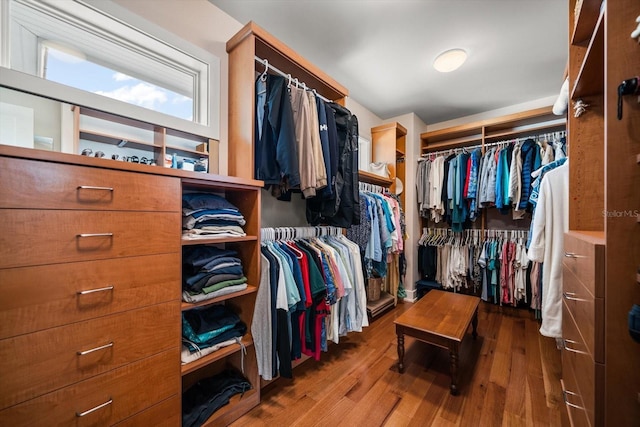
left=472, top=307, right=478, bottom=340
left=449, top=344, right=459, bottom=396
left=397, top=332, right=405, bottom=373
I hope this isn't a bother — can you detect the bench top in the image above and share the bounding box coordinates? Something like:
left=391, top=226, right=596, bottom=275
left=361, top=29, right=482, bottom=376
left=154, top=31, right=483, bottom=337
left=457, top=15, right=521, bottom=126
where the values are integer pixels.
left=394, top=290, right=480, bottom=343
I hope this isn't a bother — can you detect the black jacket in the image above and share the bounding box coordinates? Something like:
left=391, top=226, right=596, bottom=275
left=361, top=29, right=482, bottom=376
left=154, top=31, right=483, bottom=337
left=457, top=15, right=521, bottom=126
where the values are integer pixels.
left=306, top=102, right=360, bottom=227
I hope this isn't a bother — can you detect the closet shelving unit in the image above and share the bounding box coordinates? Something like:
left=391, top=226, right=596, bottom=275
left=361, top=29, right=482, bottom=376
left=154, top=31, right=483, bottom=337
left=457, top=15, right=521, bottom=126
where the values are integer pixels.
left=420, top=106, right=566, bottom=232
left=226, top=21, right=348, bottom=180
left=225, top=18, right=359, bottom=388
left=179, top=177, right=262, bottom=426
left=73, top=106, right=218, bottom=173
left=371, top=122, right=407, bottom=207
left=562, top=0, right=640, bottom=425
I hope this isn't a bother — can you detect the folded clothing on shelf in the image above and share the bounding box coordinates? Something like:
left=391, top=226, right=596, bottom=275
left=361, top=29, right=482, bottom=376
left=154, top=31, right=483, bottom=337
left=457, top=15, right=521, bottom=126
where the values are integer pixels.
left=182, top=194, right=246, bottom=238
left=182, top=247, right=248, bottom=300
left=182, top=304, right=247, bottom=353
left=182, top=368, right=252, bottom=427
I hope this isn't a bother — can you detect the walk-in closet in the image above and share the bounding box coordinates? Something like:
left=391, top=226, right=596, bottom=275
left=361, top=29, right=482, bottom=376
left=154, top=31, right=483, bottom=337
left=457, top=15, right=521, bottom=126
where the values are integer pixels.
left=0, top=0, right=638, bottom=425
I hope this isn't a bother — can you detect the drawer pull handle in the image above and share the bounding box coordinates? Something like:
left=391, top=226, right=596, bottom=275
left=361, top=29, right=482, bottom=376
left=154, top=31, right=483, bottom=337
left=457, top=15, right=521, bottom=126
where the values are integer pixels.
left=77, top=285, right=114, bottom=295
left=77, top=185, right=114, bottom=191
left=76, top=398, right=113, bottom=417
left=564, top=252, right=586, bottom=259
left=562, top=291, right=589, bottom=302
left=77, top=342, right=113, bottom=356
left=563, top=390, right=585, bottom=410
left=77, top=233, right=113, bottom=238
left=563, top=339, right=589, bottom=355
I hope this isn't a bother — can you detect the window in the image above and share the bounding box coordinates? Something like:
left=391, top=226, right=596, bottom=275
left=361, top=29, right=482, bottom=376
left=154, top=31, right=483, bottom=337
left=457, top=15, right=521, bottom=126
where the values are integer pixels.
left=1, top=0, right=219, bottom=136
left=43, top=45, right=194, bottom=121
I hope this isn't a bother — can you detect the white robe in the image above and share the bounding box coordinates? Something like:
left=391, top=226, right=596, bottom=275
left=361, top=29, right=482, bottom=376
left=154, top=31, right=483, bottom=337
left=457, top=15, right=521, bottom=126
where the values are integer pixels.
left=527, top=162, right=569, bottom=338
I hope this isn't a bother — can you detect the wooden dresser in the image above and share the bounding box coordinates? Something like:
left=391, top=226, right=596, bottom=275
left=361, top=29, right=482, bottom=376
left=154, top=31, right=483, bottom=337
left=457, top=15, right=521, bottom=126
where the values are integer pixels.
left=561, top=231, right=605, bottom=426
left=0, top=145, right=262, bottom=425
left=0, top=154, right=182, bottom=426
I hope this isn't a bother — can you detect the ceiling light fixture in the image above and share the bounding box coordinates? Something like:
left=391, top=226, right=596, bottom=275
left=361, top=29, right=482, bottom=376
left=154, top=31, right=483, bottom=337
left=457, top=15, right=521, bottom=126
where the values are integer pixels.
left=433, top=49, right=467, bottom=73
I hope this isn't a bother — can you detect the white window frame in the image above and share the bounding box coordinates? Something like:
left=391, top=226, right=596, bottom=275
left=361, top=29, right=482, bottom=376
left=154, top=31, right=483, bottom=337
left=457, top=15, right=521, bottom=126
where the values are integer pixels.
left=0, top=0, right=220, bottom=139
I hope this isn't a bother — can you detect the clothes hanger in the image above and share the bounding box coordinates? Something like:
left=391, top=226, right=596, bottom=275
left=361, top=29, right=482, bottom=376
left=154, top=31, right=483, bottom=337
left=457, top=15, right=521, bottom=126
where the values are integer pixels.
left=259, top=59, right=269, bottom=82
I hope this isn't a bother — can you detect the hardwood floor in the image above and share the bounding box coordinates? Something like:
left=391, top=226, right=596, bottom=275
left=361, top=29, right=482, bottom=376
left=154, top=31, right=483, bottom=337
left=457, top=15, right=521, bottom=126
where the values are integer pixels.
left=230, top=300, right=567, bottom=427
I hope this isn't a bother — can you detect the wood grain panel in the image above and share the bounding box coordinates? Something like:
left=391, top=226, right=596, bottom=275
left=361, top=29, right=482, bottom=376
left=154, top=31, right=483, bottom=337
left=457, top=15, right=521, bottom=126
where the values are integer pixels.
left=0, top=253, right=180, bottom=339
left=0, top=157, right=180, bottom=211
left=0, top=210, right=180, bottom=268
left=114, top=395, right=181, bottom=427
left=563, top=231, right=605, bottom=298
left=562, top=266, right=604, bottom=362
left=562, top=301, right=596, bottom=426
left=0, top=302, right=180, bottom=409
left=0, top=349, right=180, bottom=427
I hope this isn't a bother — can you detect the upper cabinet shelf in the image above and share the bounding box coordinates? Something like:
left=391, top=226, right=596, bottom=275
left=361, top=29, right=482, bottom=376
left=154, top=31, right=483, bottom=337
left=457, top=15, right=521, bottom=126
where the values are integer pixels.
left=571, top=10, right=604, bottom=99
left=421, top=106, right=564, bottom=152
left=571, top=0, right=602, bottom=44
left=358, top=170, right=393, bottom=187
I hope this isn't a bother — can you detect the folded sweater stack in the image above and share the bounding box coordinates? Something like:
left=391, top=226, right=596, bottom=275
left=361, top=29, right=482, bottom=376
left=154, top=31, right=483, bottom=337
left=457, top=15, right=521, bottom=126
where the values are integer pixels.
left=182, top=193, right=246, bottom=239
left=182, top=246, right=248, bottom=303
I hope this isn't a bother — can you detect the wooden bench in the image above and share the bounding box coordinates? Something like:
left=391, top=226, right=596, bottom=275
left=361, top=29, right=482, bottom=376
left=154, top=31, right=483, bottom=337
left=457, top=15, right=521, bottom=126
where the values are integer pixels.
left=394, top=290, right=480, bottom=395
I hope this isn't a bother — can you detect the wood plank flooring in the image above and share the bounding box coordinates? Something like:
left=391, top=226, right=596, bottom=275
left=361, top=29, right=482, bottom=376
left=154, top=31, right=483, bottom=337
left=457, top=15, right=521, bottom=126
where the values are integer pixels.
left=230, top=300, right=567, bottom=427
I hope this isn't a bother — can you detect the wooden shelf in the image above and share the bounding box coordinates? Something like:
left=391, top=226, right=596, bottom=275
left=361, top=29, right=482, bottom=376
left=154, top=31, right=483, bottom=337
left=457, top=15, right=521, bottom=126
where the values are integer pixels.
left=422, top=135, right=482, bottom=151
left=572, top=10, right=604, bottom=99
left=571, top=0, right=602, bottom=45
left=166, top=145, right=209, bottom=157
left=181, top=235, right=259, bottom=246
left=200, top=388, right=259, bottom=427
left=358, top=170, right=393, bottom=187
left=79, top=129, right=159, bottom=151
left=366, top=292, right=395, bottom=318
left=484, top=119, right=567, bottom=141
left=181, top=285, right=258, bottom=311
left=181, top=336, right=254, bottom=376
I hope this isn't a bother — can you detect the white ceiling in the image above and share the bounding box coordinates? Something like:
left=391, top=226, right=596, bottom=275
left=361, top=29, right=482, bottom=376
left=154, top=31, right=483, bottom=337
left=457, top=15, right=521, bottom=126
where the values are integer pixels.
left=210, top=0, right=568, bottom=125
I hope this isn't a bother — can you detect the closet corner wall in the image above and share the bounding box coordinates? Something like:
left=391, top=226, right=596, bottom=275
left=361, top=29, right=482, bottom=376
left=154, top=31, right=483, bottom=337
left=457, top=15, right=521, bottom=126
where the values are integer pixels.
left=562, top=0, right=640, bottom=424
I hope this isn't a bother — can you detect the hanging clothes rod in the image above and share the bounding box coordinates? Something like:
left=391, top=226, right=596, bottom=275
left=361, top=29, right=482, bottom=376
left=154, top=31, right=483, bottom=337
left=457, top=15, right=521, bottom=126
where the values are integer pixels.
left=420, top=130, right=567, bottom=158
left=254, top=56, right=333, bottom=103
left=261, top=226, right=343, bottom=241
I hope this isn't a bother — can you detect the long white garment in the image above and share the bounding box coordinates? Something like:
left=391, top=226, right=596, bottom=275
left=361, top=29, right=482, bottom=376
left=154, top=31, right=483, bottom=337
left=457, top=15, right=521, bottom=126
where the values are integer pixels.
left=252, top=254, right=274, bottom=380
left=339, top=235, right=369, bottom=330
left=527, top=162, right=569, bottom=338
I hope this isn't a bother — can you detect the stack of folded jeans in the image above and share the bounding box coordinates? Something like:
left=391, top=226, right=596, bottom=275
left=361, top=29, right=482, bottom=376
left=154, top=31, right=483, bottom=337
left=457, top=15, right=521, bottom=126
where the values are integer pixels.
left=182, top=193, right=246, bottom=239
left=182, top=304, right=247, bottom=354
left=182, top=246, right=248, bottom=303
left=182, top=369, right=252, bottom=427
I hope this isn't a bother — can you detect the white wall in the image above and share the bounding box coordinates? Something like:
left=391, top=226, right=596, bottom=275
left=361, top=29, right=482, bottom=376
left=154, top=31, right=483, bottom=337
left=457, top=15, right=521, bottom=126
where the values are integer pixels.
left=0, top=87, right=61, bottom=151
left=345, top=97, right=383, bottom=143
left=385, top=112, right=427, bottom=301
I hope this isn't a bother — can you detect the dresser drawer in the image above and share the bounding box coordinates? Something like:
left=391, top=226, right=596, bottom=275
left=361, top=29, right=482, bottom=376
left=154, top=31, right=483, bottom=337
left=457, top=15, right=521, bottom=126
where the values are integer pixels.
left=0, top=301, right=180, bottom=409
left=0, top=157, right=180, bottom=211
left=0, top=210, right=180, bottom=268
left=560, top=375, right=590, bottom=427
left=0, top=348, right=180, bottom=427
left=0, top=253, right=180, bottom=339
left=563, top=232, right=605, bottom=298
left=114, top=395, right=181, bottom=427
left=563, top=266, right=604, bottom=362
left=563, top=301, right=596, bottom=427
